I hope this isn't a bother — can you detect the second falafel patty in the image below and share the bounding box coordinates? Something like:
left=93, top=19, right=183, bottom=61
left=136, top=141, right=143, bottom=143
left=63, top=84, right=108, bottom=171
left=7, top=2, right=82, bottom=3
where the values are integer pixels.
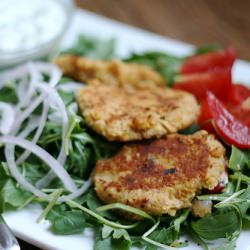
left=77, top=82, right=199, bottom=141
left=93, top=131, right=227, bottom=217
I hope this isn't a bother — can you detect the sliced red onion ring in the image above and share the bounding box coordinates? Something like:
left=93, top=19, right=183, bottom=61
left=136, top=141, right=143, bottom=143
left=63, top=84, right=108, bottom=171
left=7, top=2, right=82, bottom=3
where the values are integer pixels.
left=16, top=101, right=50, bottom=165
left=0, top=136, right=77, bottom=193
left=34, top=62, right=62, bottom=87
left=4, top=145, right=49, bottom=199
left=37, top=83, right=69, bottom=161
left=11, top=93, right=47, bottom=135
left=0, top=64, right=29, bottom=89
left=58, top=178, right=92, bottom=203
left=18, top=116, right=40, bottom=139
left=35, top=83, right=70, bottom=189
left=15, top=62, right=42, bottom=110
left=0, top=103, right=15, bottom=135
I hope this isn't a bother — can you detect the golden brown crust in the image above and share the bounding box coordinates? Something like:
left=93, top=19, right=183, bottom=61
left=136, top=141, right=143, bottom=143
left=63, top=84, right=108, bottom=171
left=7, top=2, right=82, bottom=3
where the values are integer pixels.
left=93, top=131, right=227, bottom=217
left=77, top=82, right=199, bottom=141
left=54, top=55, right=165, bottom=88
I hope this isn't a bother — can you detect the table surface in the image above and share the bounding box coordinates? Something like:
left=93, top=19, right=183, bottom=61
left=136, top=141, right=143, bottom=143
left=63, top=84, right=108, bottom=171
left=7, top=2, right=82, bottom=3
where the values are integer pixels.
left=19, top=0, right=249, bottom=249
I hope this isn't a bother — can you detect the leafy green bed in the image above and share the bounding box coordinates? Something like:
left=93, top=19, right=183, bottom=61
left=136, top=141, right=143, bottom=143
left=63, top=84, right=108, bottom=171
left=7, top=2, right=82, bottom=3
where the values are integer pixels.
left=0, top=36, right=250, bottom=250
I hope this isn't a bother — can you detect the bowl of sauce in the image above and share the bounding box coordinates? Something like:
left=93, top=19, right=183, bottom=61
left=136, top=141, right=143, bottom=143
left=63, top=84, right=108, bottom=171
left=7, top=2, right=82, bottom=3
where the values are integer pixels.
left=0, top=0, right=74, bottom=68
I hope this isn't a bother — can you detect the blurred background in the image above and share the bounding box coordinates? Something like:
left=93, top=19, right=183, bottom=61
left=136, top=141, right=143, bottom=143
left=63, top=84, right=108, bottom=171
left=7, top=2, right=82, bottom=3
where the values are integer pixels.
left=76, top=0, right=250, bottom=60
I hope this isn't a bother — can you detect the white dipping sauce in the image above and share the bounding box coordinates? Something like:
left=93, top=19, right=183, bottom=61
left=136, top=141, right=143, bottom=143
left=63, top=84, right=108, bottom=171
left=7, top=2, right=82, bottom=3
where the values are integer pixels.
left=0, top=0, right=67, bottom=53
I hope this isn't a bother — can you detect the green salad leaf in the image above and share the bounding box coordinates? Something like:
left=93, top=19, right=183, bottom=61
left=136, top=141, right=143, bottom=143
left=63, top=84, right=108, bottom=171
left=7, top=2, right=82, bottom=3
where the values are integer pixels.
left=229, top=146, right=249, bottom=172
left=0, top=179, right=33, bottom=212
left=125, top=52, right=182, bottom=86
left=94, top=228, right=131, bottom=250
left=50, top=210, right=86, bottom=235
left=191, top=206, right=241, bottom=240
left=195, top=43, right=222, bottom=54
left=61, top=35, right=116, bottom=60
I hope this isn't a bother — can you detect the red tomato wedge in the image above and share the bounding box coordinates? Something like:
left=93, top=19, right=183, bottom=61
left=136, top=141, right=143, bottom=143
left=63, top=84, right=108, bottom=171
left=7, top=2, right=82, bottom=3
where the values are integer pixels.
left=226, top=84, right=250, bottom=105
left=180, top=47, right=237, bottom=74
left=199, top=92, right=250, bottom=149
left=226, top=97, right=250, bottom=128
left=173, top=67, right=231, bottom=101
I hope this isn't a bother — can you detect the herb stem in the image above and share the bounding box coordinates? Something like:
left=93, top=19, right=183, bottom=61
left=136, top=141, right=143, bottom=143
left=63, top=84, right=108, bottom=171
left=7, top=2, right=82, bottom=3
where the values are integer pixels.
left=142, top=218, right=178, bottom=250
left=37, top=189, right=63, bottom=223
left=18, top=195, right=35, bottom=210
left=235, top=174, right=242, bottom=192
left=230, top=173, right=250, bottom=183
left=65, top=198, right=140, bottom=229
left=214, top=189, right=246, bottom=208
left=97, top=203, right=155, bottom=222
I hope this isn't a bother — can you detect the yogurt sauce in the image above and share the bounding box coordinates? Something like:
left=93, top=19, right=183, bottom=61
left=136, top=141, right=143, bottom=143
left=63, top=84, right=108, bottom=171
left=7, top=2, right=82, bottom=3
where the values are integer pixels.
left=0, top=0, right=67, bottom=53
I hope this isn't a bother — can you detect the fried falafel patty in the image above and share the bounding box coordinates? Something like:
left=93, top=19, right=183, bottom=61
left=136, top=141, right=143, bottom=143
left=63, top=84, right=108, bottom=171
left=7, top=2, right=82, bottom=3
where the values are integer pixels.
left=77, top=82, right=199, bottom=141
left=54, top=55, right=164, bottom=88
left=93, top=131, right=227, bottom=217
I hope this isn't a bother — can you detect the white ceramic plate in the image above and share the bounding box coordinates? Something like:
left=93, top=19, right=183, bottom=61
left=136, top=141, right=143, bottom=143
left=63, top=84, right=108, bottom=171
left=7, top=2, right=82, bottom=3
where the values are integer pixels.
left=3, top=8, right=250, bottom=250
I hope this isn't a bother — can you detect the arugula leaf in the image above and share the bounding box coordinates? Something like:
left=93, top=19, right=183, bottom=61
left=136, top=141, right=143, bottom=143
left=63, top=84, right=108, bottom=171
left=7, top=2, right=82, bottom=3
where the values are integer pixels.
left=20, top=163, right=47, bottom=184
left=191, top=207, right=241, bottom=240
left=125, top=52, right=182, bottom=86
left=0, top=163, right=9, bottom=187
left=83, top=190, right=117, bottom=220
left=229, top=146, right=249, bottom=172
left=0, top=84, right=18, bottom=103
left=94, top=229, right=131, bottom=250
left=50, top=210, right=86, bottom=235
left=61, top=35, right=116, bottom=60
left=236, top=185, right=250, bottom=221
left=147, top=209, right=189, bottom=246
left=147, top=227, right=177, bottom=246
left=102, top=225, right=131, bottom=242
left=195, top=43, right=222, bottom=54
left=0, top=179, right=33, bottom=212
left=46, top=204, right=68, bottom=222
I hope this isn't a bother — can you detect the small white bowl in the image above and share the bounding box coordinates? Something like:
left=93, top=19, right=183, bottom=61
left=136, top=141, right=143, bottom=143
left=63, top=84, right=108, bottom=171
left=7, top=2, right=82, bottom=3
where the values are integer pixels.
left=0, top=0, right=74, bottom=69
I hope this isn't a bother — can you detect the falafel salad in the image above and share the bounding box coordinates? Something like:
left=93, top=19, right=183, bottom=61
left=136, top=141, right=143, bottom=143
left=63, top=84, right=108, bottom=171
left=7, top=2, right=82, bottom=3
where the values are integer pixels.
left=0, top=35, right=250, bottom=250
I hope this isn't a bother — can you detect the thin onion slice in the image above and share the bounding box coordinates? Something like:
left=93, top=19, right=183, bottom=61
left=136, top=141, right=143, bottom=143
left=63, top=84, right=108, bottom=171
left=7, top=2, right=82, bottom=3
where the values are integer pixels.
left=0, top=136, right=77, bottom=193
left=34, top=62, right=62, bottom=87
left=0, top=102, right=15, bottom=135
left=35, top=83, right=70, bottom=189
left=0, top=64, right=29, bottom=89
left=15, top=62, right=42, bottom=110
left=11, top=93, right=47, bottom=135
left=59, top=178, right=92, bottom=203
left=18, top=116, right=40, bottom=139
left=5, top=145, right=49, bottom=199
left=16, top=100, right=50, bottom=165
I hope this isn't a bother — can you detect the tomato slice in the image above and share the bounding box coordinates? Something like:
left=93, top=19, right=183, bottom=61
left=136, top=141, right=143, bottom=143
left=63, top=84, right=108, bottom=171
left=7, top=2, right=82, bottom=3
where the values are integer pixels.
left=200, top=92, right=250, bottom=149
left=180, top=47, right=236, bottom=74
left=226, top=84, right=250, bottom=105
left=198, top=99, right=215, bottom=133
left=173, top=67, right=231, bottom=101
left=226, top=97, right=250, bottom=127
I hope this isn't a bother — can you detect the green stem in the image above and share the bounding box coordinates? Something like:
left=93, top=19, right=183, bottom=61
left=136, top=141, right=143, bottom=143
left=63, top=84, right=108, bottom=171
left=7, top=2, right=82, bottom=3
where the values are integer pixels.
left=197, top=195, right=229, bottom=201
left=65, top=198, right=140, bottom=229
left=18, top=195, right=35, bottom=210
left=230, top=173, right=250, bottom=183
left=235, top=174, right=242, bottom=192
left=142, top=218, right=178, bottom=250
left=97, top=203, right=155, bottom=222
left=37, top=189, right=63, bottom=223
left=214, top=189, right=246, bottom=208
